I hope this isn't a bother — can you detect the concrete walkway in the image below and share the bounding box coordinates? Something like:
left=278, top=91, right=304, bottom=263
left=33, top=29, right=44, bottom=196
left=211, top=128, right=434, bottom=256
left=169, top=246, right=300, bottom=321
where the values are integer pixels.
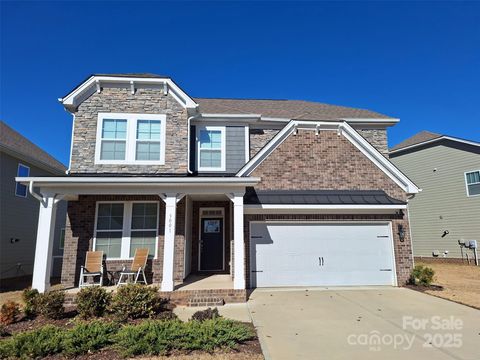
left=247, top=287, right=480, bottom=360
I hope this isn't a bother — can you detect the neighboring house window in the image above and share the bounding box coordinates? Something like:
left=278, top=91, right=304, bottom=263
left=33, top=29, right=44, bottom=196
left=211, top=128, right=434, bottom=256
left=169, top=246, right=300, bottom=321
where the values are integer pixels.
left=197, top=126, right=225, bottom=171
left=94, top=202, right=158, bottom=259
left=15, top=164, right=30, bottom=197
left=95, top=113, right=166, bottom=165
left=465, top=170, right=480, bottom=197
left=59, top=228, right=65, bottom=249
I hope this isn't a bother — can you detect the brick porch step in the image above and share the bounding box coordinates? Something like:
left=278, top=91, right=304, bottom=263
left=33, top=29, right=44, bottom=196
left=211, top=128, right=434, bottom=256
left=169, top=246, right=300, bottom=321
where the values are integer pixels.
left=187, top=296, right=225, bottom=307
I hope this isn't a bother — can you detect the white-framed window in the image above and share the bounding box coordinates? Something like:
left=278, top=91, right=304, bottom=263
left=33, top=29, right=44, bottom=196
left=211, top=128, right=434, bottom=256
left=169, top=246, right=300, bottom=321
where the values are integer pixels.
left=95, top=113, right=166, bottom=165
left=196, top=125, right=226, bottom=171
left=465, top=170, right=480, bottom=197
left=15, top=164, right=30, bottom=197
left=93, top=201, right=159, bottom=259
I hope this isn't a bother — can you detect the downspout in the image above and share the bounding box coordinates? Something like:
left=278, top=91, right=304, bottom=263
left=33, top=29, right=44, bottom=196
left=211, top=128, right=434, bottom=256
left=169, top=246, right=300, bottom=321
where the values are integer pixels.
left=187, top=115, right=200, bottom=174
left=406, top=193, right=417, bottom=267
left=29, top=181, right=45, bottom=204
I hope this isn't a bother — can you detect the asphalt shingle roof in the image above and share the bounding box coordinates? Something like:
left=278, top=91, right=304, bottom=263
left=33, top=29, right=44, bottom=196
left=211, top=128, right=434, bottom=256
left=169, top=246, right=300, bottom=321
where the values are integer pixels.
left=0, top=121, right=66, bottom=174
left=194, top=98, right=393, bottom=120
left=390, top=131, right=442, bottom=151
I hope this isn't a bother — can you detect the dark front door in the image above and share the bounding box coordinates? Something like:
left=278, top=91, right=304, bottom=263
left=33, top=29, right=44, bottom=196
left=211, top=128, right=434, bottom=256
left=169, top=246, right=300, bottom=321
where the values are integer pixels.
left=200, top=218, right=224, bottom=271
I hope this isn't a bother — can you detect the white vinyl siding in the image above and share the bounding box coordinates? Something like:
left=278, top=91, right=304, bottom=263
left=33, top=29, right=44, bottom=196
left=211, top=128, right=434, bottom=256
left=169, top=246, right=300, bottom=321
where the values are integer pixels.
left=95, top=113, right=166, bottom=165
left=465, top=170, right=480, bottom=197
left=197, top=126, right=226, bottom=171
left=391, top=144, right=480, bottom=258
left=94, top=201, right=159, bottom=260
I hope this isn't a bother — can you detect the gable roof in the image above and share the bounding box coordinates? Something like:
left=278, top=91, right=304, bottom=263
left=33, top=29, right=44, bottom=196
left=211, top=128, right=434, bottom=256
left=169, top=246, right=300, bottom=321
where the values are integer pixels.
left=60, top=74, right=198, bottom=111
left=194, top=98, right=393, bottom=120
left=0, top=121, right=66, bottom=174
left=236, top=120, right=420, bottom=194
left=390, top=131, right=480, bottom=154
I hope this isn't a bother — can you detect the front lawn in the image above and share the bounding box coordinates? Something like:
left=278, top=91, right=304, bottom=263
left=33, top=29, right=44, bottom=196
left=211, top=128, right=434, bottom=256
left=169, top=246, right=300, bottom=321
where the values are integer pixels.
left=413, top=260, right=480, bottom=309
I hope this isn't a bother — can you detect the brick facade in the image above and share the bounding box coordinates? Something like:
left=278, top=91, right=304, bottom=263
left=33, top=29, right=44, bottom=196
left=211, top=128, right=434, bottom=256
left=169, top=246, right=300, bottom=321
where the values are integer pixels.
left=69, top=87, right=188, bottom=174
left=247, top=129, right=413, bottom=285
left=61, top=195, right=185, bottom=287
left=251, top=129, right=406, bottom=201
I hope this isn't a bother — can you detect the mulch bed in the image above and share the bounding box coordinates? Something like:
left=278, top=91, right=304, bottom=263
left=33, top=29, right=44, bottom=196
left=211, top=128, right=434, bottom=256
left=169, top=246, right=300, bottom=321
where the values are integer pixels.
left=1, top=312, right=263, bottom=359
left=405, top=284, right=444, bottom=292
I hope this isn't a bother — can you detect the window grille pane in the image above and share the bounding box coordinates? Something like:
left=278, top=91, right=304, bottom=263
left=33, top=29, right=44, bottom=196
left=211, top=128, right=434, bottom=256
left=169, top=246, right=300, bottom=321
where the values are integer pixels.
left=95, top=231, right=122, bottom=258
left=137, top=120, right=161, bottom=140
left=130, top=231, right=156, bottom=258
left=200, top=149, right=221, bottom=168
left=100, top=140, right=126, bottom=160
left=102, top=119, right=127, bottom=139
left=466, top=171, right=480, bottom=184
left=131, top=203, right=157, bottom=229
left=97, top=203, right=124, bottom=230
left=136, top=142, right=160, bottom=160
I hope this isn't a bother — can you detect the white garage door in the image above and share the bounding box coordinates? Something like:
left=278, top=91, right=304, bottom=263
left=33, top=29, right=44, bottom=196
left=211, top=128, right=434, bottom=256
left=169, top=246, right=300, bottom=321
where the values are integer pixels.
left=250, top=222, right=396, bottom=287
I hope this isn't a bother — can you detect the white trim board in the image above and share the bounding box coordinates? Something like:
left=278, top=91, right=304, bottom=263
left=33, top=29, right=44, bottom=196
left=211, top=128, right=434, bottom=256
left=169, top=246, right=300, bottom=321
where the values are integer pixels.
left=236, top=120, right=420, bottom=194
left=390, top=136, right=480, bottom=155
left=60, top=75, right=198, bottom=111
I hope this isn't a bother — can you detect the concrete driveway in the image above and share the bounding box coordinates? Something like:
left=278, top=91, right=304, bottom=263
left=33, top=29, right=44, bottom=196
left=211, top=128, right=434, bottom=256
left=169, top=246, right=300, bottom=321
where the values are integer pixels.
left=248, top=287, right=480, bottom=360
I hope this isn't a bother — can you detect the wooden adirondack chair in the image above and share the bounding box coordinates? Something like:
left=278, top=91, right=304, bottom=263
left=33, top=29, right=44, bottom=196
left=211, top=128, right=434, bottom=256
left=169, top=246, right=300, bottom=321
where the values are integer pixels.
left=79, top=251, right=104, bottom=288
left=117, top=248, right=149, bottom=285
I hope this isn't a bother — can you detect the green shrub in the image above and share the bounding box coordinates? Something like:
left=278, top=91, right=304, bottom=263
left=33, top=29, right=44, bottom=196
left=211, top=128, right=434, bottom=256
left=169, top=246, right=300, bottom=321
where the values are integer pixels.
left=115, top=318, right=255, bottom=356
left=110, top=284, right=164, bottom=320
left=191, top=307, right=220, bottom=322
left=76, top=286, right=112, bottom=318
left=409, top=265, right=435, bottom=286
left=156, top=311, right=178, bottom=321
left=62, top=320, right=119, bottom=356
left=22, top=288, right=39, bottom=318
left=0, top=301, right=20, bottom=325
left=36, top=290, right=65, bottom=319
left=0, top=325, right=64, bottom=359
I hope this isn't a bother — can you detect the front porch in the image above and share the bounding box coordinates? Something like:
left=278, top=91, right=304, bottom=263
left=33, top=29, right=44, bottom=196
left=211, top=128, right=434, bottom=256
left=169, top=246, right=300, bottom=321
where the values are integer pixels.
left=19, top=176, right=259, bottom=298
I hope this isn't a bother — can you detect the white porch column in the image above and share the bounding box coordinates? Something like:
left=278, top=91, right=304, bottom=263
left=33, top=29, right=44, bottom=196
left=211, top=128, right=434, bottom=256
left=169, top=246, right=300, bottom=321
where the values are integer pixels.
left=160, top=194, right=177, bottom=292
left=32, top=194, right=58, bottom=293
left=232, top=192, right=245, bottom=290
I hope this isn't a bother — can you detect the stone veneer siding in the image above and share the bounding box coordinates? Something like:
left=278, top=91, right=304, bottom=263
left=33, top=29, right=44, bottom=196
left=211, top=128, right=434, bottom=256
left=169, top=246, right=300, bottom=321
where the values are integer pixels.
left=61, top=195, right=185, bottom=287
left=357, top=128, right=389, bottom=157
left=69, top=87, right=188, bottom=174
left=249, top=129, right=280, bottom=158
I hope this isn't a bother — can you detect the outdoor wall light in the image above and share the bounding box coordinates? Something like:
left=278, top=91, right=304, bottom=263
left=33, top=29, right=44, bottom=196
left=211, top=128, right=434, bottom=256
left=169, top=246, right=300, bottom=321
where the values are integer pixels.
left=397, top=224, right=406, bottom=242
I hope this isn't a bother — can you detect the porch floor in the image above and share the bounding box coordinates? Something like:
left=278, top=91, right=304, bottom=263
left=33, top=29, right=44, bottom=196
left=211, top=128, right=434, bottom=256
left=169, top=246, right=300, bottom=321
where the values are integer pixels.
left=175, top=274, right=234, bottom=290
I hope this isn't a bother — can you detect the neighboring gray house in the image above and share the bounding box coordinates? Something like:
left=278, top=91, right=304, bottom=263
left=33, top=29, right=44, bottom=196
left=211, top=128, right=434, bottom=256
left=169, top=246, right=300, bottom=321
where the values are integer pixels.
left=0, top=121, right=67, bottom=285
left=390, top=131, right=480, bottom=259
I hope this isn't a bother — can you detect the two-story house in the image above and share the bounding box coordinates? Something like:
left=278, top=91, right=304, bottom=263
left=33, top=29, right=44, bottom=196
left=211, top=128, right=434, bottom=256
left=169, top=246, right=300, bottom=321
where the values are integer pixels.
left=1, top=121, right=67, bottom=287
left=17, top=74, right=419, bottom=304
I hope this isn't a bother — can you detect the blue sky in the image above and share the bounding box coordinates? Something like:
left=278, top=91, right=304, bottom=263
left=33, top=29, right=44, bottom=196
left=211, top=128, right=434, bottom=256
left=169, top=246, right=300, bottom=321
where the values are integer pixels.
left=1, top=1, right=479, bottom=166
